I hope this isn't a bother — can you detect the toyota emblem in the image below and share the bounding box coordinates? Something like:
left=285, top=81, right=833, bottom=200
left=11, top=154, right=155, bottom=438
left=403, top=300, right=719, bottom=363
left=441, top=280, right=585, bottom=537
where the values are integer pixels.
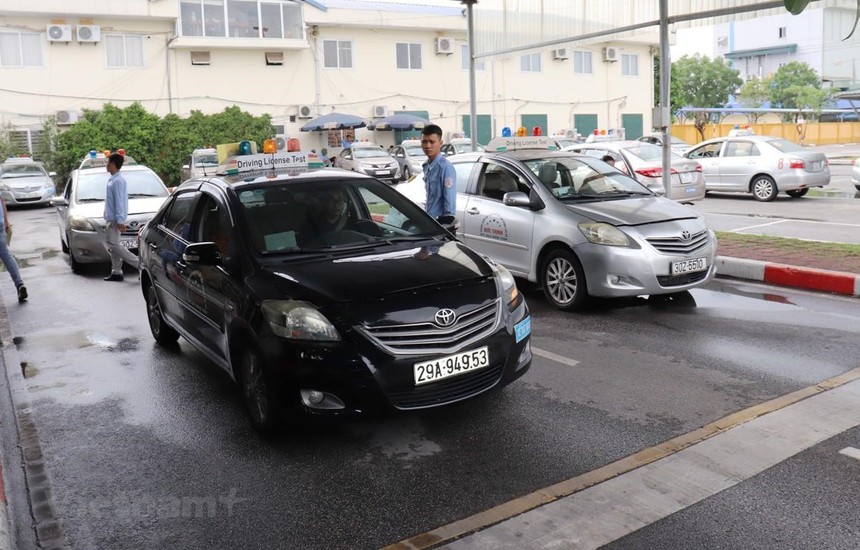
left=680, top=230, right=691, bottom=242
left=434, top=309, right=457, bottom=327
left=128, top=220, right=140, bottom=229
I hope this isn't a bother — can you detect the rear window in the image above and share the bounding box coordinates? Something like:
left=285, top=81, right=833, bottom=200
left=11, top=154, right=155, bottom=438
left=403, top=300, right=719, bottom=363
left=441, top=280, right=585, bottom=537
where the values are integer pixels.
left=765, top=139, right=803, bottom=153
left=620, top=144, right=683, bottom=161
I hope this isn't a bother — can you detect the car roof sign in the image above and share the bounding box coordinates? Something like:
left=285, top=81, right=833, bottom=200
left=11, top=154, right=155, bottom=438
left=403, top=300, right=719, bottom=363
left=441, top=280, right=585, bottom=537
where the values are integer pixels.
left=217, top=150, right=326, bottom=181
left=486, top=136, right=560, bottom=152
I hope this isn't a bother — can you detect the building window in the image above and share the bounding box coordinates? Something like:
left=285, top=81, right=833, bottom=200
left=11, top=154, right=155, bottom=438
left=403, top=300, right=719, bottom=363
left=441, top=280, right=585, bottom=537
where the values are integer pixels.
left=0, top=30, right=42, bottom=67
left=396, top=42, right=421, bottom=69
left=190, top=51, right=211, bottom=65
left=264, top=51, right=283, bottom=65
left=323, top=40, right=352, bottom=68
left=105, top=34, right=144, bottom=68
left=573, top=50, right=592, bottom=74
left=520, top=52, right=541, bottom=72
left=179, top=0, right=302, bottom=39
left=621, top=53, right=638, bottom=76
left=778, top=26, right=787, bottom=38
left=460, top=44, right=485, bottom=71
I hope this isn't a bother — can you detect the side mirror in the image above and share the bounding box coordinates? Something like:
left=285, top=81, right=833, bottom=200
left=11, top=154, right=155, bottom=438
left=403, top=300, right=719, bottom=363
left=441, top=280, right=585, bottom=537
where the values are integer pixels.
left=49, top=171, right=57, bottom=178
left=503, top=191, right=531, bottom=208
left=49, top=196, right=68, bottom=207
left=182, top=242, right=221, bottom=265
left=436, top=214, right=459, bottom=234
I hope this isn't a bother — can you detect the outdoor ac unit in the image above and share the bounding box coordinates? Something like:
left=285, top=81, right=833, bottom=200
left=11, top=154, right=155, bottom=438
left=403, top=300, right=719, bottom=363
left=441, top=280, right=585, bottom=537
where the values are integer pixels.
left=274, top=134, right=288, bottom=150
left=56, top=110, right=79, bottom=125
left=552, top=48, right=569, bottom=60
left=46, top=24, right=72, bottom=42
left=297, top=105, right=314, bottom=119
left=372, top=105, right=389, bottom=118
left=76, top=25, right=101, bottom=43
left=435, top=36, right=454, bottom=55
left=603, top=47, right=619, bottom=62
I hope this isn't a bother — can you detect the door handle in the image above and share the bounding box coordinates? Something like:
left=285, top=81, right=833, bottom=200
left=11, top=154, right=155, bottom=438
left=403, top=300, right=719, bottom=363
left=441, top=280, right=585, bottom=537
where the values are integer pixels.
left=466, top=207, right=480, bottom=215
left=149, top=243, right=157, bottom=250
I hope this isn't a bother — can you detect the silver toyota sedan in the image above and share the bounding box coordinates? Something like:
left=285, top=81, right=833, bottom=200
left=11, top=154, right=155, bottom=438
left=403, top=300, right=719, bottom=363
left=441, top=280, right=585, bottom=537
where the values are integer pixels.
left=391, top=138, right=716, bottom=311
left=684, top=135, right=830, bottom=201
left=0, top=157, right=57, bottom=207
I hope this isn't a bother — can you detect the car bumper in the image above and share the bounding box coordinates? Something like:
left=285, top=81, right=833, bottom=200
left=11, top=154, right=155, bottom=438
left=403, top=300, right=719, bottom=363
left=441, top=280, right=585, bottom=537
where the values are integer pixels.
left=256, top=300, right=532, bottom=418
left=1, top=188, right=56, bottom=206
left=776, top=170, right=830, bottom=191
left=68, top=224, right=143, bottom=264
left=574, top=234, right=717, bottom=298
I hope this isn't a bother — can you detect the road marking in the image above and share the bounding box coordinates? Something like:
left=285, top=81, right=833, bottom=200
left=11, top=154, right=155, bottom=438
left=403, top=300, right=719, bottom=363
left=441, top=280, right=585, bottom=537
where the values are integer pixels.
left=728, top=219, right=789, bottom=232
left=531, top=347, right=580, bottom=367
left=839, top=447, right=860, bottom=461
left=384, top=366, right=860, bottom=550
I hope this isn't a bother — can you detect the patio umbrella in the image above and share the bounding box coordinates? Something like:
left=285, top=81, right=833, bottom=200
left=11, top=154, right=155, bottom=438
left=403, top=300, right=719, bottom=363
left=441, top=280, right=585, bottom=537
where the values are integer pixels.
left=368, top=113, right=431, bottom=131
left=300, top=112, right=369, bottom=132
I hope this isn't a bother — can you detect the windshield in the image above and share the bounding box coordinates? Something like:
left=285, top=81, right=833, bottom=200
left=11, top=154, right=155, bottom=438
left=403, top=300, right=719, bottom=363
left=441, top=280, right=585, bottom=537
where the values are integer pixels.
left=523, top=156, right=652, bottom=199
left=239, top=178, right=447, bottom=255
left=354, top=148, right=390, bottom=159
left=620, top=144, right=683, bottom=161
left=404, top=146, right=426, bottom=158
left=454, top=143, right=484, bottom=153
left=0, top=164, right=48, bottom=178
left=670, top=137, right=691, bottom=147
left=75, top=170, right=169, bottom=201
left=194, top=154, right=219, bottom=167
left=765, top=139, right=803, bottom=153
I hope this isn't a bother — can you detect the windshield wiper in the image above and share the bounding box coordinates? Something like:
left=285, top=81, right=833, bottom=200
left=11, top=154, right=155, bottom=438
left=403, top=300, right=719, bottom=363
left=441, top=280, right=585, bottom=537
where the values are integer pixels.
left=128, top=193, right=163, bottom=197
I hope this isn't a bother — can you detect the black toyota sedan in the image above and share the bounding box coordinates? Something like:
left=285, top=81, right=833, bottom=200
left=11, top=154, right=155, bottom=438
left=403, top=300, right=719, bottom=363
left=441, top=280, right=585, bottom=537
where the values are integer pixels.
left=138, top=162, right=532, bottom=432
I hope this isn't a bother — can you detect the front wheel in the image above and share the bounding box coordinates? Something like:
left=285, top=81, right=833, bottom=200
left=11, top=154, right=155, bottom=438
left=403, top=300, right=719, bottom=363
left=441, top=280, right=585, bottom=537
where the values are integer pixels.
left=786, top=188, right=809, bottom=198
left=540, top=248, right=588, bottom=311
left=240, top=347, right=279, bottom=434
left=401, top=165, right=412, bottom=181
left=751, top=175, right=778, bottom=202
left=146, top=284, right=180, bottom=345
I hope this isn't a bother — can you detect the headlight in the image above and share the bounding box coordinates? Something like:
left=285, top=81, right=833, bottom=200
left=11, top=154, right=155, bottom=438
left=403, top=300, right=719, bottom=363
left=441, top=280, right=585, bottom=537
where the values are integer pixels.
left=261, top=300, right=341, bottom=341
left=485, top=257, right=521, bottom=310
left=0, top=182, right=10, bottom=192
left=578, top=222, right=633, bottom=247
left=69, top=215, right=96, bottom=232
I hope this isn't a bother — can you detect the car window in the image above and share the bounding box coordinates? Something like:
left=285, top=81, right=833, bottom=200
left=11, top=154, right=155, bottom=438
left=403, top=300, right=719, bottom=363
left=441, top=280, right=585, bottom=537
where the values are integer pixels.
left=724, top=141, right=759, bottom=157
left=522, top=155, right=650, bottom=198
left=687, top=142, right=723, bottom=159
left=195, top=194, right=234, bottom=262
left=621, top=144, right=683, bottom=161
left=353, top=148, right=390, bottom=159
left=452, top=162, right=477, bottom=193
left=194, top=154, right=219, bottom=167
left=404, top=146, right=425, bottom=158
left=74, top=170, right=168, bottom=201
left=477, top=164, right=521, bottom=201
left=0, top=163, right=48, bottom=177
left=161, top=192, right=197, bottom=237
left=765, top=138, right=803, bottom=153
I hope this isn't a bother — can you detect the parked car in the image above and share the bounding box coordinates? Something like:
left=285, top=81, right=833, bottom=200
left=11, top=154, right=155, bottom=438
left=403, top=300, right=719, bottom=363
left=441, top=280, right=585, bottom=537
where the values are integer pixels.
left=138, top=144, right=533, bottom=432
left=334, top=142, right=401, bottom=184
left=565, top=141, right=706, bottom=203
left=441, top=138, right=485, bottom=157
left=49, top=153, right=171, bottom=272
left=390, top=139, right=427, bottom=181
left=684, top=135, right=830, bottom=201
left=852, top=157, right=860, bottom=192
left=0, top=157, right=57, bottom=207
left=390, top=137, right=717, bottom=311
left=636, top=132, right=694, bottom=155
left=180, top=148, right=219, bottom=182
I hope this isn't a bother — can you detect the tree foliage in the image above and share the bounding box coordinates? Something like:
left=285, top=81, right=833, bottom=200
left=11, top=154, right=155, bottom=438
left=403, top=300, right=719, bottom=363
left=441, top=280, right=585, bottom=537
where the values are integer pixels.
left=670, top=54, right=742, bottom=140
left=768, top=61, right=830, bottom=121
left=48, top=103, right=275, bottom=187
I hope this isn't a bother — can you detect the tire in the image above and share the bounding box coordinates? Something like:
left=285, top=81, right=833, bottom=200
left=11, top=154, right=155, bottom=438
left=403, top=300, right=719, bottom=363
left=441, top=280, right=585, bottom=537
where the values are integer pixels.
left=60, top=233, right=69, bottom=254
left=751, top=175, right=778, bottom=202
left=240, top=346, right=279, bottom=434
left=786, top=188, right=809, bottom=198
left=69, top=250, right=82, bottom=273
left=146, top=284, right=180, bottom=345
left=402, top=165, right=411, bottom=181
left=540, top=248, right=588, bottom=311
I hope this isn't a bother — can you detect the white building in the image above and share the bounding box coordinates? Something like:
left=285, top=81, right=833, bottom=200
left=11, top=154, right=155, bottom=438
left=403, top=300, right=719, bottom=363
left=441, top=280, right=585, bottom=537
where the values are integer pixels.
left=0, top=0, right=658, bottom=153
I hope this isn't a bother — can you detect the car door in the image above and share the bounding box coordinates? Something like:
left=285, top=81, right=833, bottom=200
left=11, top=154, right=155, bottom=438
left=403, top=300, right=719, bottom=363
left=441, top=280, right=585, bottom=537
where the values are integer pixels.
left=150, top=190, right=199, bottom=327
left=686, top=141, right=724, bottom=189
left=56, top=175, right=74, bottom=244
left=719, top=140, right=761, bottom=191
left=461, top=161, right=536, bottom=276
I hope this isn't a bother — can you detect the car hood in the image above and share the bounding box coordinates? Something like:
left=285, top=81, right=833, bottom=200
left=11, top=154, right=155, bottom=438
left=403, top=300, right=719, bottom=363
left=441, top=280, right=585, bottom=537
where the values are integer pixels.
left=253, top=240, right=494, bottom=303
left=71, top=197, right=168, bottom=219
left=566, top=196, right=700, bottom=226
left=1, top=175, right=53, bottom=188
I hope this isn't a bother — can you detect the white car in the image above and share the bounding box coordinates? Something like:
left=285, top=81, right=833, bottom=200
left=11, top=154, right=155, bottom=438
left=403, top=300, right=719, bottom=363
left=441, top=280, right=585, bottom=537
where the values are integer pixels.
left=852, top=157, right=860, bottom=192
left=0, top=157, right=57, bottom=207
left=637, top=133, right=694, bottom=155
left=334, top=143, right=401, bottom=184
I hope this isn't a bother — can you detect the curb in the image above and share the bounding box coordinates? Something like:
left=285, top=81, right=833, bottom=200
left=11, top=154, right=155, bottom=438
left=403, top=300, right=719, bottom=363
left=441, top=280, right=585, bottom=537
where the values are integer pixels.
left=715, top=256, right=860, bottom=297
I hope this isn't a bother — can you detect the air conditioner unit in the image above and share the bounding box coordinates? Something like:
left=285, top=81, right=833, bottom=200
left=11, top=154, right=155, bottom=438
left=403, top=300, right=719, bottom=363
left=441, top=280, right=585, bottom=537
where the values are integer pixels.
left=372, top=105, right=389, bottom=118
left=297, top=105, right=314, bottom=118
left=274, top=134, right=288, bottom=151
left=76, top=25, right=101, bottom=43
left=552, top=48, right=569, bottom=61
left=435, top=36, right=454, bottom=55
left=56, top=110, right=79, bottom=125
left=603, top=47, right=619, bottom=62
left=46, top=24, right=72, bottom=42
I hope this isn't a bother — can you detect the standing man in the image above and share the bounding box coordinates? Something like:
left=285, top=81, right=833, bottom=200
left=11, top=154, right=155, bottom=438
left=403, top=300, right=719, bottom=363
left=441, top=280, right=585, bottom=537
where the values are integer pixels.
left=0, top=197, right=27, bottom=302
left=103, top=152, right=139, bottom=282
left=420, top=124, right=456, bottom=220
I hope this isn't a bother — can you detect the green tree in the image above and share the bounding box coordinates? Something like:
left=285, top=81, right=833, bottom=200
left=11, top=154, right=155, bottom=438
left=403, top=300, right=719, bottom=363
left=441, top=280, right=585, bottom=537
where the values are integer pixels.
left=737, top=76, right=773, bottom=123
left=768, top=62, right=830, bottom=122
left=671, top=54, right=743, bottom=141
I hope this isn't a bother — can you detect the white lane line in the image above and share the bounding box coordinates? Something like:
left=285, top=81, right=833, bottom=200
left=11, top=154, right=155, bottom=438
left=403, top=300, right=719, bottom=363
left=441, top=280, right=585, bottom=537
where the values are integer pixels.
left=532, top=347, right=580, bottom=367
left=838, top=447, right=860, bottom=461
left=728, top=219, right=789, bottom=232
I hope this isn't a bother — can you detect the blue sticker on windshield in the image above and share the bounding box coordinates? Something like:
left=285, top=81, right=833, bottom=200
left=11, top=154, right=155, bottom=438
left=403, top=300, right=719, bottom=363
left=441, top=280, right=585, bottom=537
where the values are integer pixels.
left=514, top=316, right=531, bottom=343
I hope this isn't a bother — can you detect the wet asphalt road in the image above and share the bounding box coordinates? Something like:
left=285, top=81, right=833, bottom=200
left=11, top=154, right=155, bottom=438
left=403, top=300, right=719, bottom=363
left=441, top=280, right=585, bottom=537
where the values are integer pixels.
left=2, top=206, right=860, bottom=549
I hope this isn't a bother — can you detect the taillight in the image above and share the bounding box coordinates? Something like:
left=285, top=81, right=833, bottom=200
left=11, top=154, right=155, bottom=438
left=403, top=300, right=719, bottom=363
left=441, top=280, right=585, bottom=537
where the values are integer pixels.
left=635, top=167, right=679, bottom=178
left=695, top=164, right=703, bottom=172
left=789, top=159, right=805, bottom=169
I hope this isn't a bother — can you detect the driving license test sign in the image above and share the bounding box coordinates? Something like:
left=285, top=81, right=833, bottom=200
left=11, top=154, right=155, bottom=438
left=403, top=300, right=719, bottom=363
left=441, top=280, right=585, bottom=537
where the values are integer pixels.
left=219, top=151, right=326, bottom=178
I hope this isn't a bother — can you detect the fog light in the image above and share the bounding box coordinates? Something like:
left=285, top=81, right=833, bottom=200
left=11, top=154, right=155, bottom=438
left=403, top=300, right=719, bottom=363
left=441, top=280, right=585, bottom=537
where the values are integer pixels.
left=300, top=389, right=346, bottom=410
left=516, top=341, right=532, bottom=369
left=306, top=390, right=324, bottom=404
left=609, top=275, right=621, bottom=284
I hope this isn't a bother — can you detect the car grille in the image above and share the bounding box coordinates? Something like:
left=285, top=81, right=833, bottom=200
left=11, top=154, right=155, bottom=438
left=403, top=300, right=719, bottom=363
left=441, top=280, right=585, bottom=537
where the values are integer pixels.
left=657, top=270, right=709, bottom=287
left=359, top=300, right=501, bottom=356
left=646, top=229, right=709, bottom=255
left=387, top=363, right=504, bottom=409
